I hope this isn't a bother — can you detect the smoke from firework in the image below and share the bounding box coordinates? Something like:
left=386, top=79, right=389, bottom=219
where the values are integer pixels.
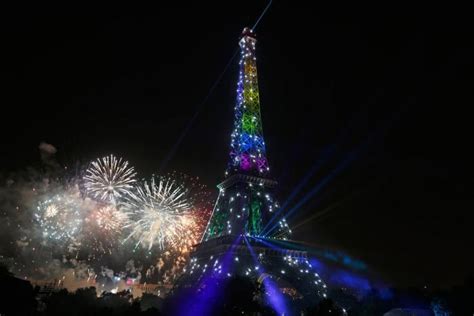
left=0, top=147, right=212, bottom=292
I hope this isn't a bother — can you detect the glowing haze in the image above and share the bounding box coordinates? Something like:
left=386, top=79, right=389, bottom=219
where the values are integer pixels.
left=0, top=152, right=212, bottom=293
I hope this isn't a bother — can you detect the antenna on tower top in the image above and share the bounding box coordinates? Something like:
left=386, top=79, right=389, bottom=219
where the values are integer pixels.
left=241, top=27, right=256, bottom=39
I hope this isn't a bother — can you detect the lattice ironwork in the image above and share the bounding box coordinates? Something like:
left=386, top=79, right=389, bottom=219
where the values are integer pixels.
left=204, top=28, right=290, bottom=241
left=228, top=27, right=269, bottom=176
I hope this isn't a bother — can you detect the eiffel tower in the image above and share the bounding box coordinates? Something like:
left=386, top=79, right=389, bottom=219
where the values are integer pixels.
left=202, top=27, right=290, bottom=241
left=178, top=28, right=329, bottom=313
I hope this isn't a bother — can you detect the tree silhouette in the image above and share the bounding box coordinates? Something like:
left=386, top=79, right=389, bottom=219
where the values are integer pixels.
left=306, top=298, right=344, bottom=316
left=0, top=264, right=37, bottom=316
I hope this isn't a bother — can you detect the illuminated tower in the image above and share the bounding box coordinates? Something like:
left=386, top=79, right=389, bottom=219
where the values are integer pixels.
left=203, top=28, right=290, bottom=240
left=177, top=29, right=329, bottom=314
left=228, top=27, right=269, bottom=175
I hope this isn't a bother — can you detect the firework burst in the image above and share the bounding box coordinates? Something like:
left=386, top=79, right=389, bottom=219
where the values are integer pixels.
left=81, top=204, right=129, bottom=256
left=89, top=204, right=128, bottom=233
left=35, top=187, right=85, bottom=244
left=5, top=152, right=213, bottom=288
left=83, top=155, right=137, bottom=203
left=123, top=176, right=201, bottom=251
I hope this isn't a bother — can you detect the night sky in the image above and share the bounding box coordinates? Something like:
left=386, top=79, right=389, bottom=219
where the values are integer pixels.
left=1, top=5, right=473, bottom=288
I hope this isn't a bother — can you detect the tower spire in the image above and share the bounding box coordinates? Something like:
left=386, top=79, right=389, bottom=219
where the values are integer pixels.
left=228, top=27, right=269, bottom=177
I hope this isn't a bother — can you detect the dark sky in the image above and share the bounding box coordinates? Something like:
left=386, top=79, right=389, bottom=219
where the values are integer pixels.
left=1, top=5, right=473, bottom=288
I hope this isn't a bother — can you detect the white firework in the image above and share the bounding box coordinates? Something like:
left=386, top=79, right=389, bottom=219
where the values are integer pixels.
left=90, top=204, right=128, bottom=233
left=84, top=204, right=129, bottom=255
left=35, top=189, right=84, bottom=243
left=44, top=204, right=59, bottom=218
left=122, top=176, right=195, bottom=251
left=83, top=155, right=137, bottom=202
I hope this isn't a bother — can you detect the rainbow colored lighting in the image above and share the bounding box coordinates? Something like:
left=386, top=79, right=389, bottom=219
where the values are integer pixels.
left=229, top=28, right=269, bottom=175
left=203, top=28, right=290, bottom=240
